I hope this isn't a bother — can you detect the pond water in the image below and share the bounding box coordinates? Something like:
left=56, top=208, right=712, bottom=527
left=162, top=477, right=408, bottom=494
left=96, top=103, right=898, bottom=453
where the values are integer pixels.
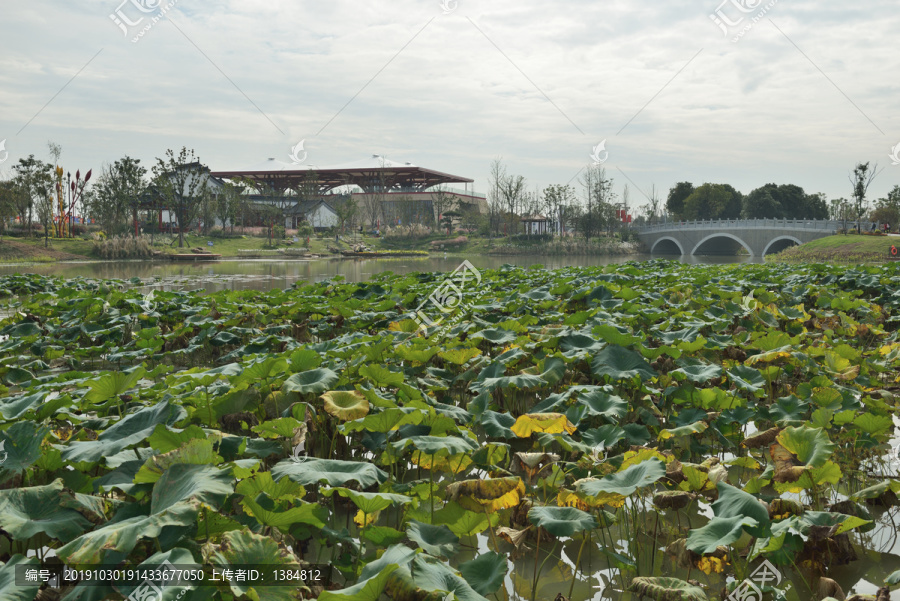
left=0, top=253, right=759, bottom=293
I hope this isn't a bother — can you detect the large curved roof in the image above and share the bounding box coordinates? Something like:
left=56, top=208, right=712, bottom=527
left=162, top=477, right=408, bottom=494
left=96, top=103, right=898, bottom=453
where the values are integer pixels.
left=210, top=155, right=473, bottom=194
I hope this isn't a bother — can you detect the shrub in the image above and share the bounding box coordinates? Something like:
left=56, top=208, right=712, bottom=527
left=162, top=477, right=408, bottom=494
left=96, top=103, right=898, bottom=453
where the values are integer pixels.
left=430, top=236, right=468, bottom=248
left=384, top=224, right=434, bottom=239
left=93, top=235, right=153, bottom=259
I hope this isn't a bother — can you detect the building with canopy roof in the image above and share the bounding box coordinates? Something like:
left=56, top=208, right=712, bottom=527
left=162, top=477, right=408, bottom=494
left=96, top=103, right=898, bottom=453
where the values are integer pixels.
left=211, top=155, right=486, bottom=229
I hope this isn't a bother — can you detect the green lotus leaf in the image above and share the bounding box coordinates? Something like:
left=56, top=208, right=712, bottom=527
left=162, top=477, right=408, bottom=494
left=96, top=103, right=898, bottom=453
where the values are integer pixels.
left=359, top=364, right=404, bottom=387
left=578, top=390, right=628, bottom=421
left=470, top=328, right=517, bottom=344
left=117, top=548, right=201, bottom=601
left=281, top=368, right=339, bottom=395
left=593, top=323, right=642, bottom=347
left=83, top=367, right=146, bottom=404
left=711, top=482, right=770, bottom=532
left=776, top=425, right=835, bottom=468
left=242, top=492, right=327, bottom=532
left=727, top=365, right=766, bottom=393
left=385, top=554, right=490, bottom=601
left=212, top=529, right=301, bottom=601
left=322, top=487, right=411, bottom=514
left=0, top=479, right=93, bottom=542
left=61, top=400, right=187, bottom=464
left=407, top=519, right=460, bottom=558
left=686, top=515, right=758, bottom=554
left=0, top=420, right=49, bottom=482
left=289, top=348, right=322, bottom=372
left=391, top=435, right=479, bottom=456
left=582, top=425, right=626, bottom=449
left=628, top=577, right=708, bottom=601
left=151, top=463, right=234, bottom=514
left=527, top=505, right=598, bottom=537
left=671, top=363, right=723, bottom=383
left=0, top=392, right=46, bottom=420
left=0, top=555, right=42, bottom=601
left=273, top=458, right=388, bottom=488
left=321, top=390, right=370, bottom=421
left=134, top=437, right=221, bottom=484
left=459, top=552, right=508, bottom=597
left=577, top=458, right=666, bottom=498
left=232, top=357, right=288, bottom=388
left=341, top=407, right=426, bottom=433
left=592, top=345, right=657, bottom=381
left=318, top=544, right=417, bottom=601
left=363, top=526, right=406, bottom=546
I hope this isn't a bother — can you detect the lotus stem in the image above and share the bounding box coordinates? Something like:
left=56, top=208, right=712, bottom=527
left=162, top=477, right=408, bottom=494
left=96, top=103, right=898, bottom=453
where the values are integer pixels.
left=568, top=531, right=590, bottom=600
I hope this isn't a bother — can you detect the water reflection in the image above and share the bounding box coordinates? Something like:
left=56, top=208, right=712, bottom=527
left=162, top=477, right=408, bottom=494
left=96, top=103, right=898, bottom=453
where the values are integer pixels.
left=0, top=253, right=760, bottom=293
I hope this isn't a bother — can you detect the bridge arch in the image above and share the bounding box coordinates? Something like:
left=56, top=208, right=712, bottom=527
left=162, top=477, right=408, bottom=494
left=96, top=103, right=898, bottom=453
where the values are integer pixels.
left=691, top=233, right=754, bottom=257
left=650, top=236, right=685, bottom=255
left=762, top=235, right=802, bottom=257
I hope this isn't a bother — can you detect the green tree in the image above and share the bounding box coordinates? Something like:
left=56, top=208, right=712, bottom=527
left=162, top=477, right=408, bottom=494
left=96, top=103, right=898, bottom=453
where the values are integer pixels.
left=743, top=184, right=782, bottom=218
left=0, top=180, right=22, bottom=239
left=579, top=164, right=615, bottom=241
left=153, top=147, right=208, bottom=248
left=849, top=162, right=876, bottom=233
left=541, top=184, right=576, bottom=235
left=872, top=185, right=900, bottom=230
left=92, top=156, right=147, bottom=237
left=683, top=183, right=742, bottom=220
left=12, top=155, right=54, bottom=245
left=666, top=182, right=694, bottom=219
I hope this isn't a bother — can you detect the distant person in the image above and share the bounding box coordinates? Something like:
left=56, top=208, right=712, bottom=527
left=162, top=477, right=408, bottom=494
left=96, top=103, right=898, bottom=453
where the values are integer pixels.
left=872, top=222, right=877, bottom=232
left=885, top=223, right=890, bottom=234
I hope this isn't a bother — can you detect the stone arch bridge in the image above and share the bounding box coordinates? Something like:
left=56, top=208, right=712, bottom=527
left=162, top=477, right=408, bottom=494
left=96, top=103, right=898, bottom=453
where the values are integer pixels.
left=636, top=219, right=841, bottom=257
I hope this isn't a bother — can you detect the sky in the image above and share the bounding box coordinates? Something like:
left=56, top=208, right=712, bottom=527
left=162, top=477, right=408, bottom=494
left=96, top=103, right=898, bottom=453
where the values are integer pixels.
left=1, top=0, right=899, bottom=211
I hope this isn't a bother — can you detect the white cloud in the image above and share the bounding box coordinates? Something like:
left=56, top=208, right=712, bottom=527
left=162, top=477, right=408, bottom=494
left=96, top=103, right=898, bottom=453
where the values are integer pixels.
left=1, top=0, right=898, bottom=203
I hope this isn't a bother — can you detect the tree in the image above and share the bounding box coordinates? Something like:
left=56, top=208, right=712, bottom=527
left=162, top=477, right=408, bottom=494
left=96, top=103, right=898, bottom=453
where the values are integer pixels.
left=743, top=184, right=783, bottom=219
left=0, top=180, right=22, bottom=239
left=333, top=196, right=358, bottom=234
left=682, top=183, right=742, bottom=220
left=643, top=184, right=661, bottom=225
left=486, top=158, right=506, bottom=239
left=92, top=156, right=147, bottom=237
left=12, top=155, right=53, bottom=245
left=849, top=162, right=876, bottom=233
left=153, top=147, right=208, bottom=248
left=666, top=182, right=694, bottom=219
left=217, top=181, right=246, bottom=233
left=873, top=185, right=900, bottom=231
left=541, top=184, right=576, bottom=235
left=579, top=164, right=615, bottom=240
left=499, top=172, right=527, bottom=235
left=431, top=185, right=455, bottom=231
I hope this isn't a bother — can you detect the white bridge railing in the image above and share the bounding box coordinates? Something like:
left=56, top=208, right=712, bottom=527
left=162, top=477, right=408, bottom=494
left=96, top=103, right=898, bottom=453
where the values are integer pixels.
left=637, top=218, right=841, bottom=233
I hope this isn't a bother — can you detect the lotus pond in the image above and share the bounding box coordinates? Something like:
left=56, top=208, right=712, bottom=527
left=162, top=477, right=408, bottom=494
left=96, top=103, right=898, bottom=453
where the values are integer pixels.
left=0, top=261, right=899, bottom=601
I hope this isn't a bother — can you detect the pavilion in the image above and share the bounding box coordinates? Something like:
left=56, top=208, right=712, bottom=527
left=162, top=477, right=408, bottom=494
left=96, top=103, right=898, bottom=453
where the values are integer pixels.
left=211, top=155, right=486, bottom=228
left=211, top=155, right=476, bottom=195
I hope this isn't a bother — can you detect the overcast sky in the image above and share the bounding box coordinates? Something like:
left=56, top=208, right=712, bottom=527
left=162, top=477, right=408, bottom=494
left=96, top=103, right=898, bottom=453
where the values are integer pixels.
left=1, top=0, right=898, bottom=210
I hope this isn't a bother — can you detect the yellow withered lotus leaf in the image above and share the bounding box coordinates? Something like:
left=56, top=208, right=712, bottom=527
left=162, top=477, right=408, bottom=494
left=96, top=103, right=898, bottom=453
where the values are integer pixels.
left=557, top=489, right=605, bottom=511
left=571, top=478, right=626, bottom=508
left=496, top=526, right=530, bottom=549
left=411, top=452, right=472, bottom=474
left=320, top=390, right=370, bottom=421
left=770, top=443, right=808, bottom=483
left=445, top=477, right=526, bottom=513
left=510, top=413, right=576, bottom=438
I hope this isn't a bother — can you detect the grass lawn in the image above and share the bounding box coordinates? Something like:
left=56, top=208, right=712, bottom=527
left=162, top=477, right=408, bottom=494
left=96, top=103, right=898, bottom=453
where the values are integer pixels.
left=769, top=233, right=899, bottom=263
